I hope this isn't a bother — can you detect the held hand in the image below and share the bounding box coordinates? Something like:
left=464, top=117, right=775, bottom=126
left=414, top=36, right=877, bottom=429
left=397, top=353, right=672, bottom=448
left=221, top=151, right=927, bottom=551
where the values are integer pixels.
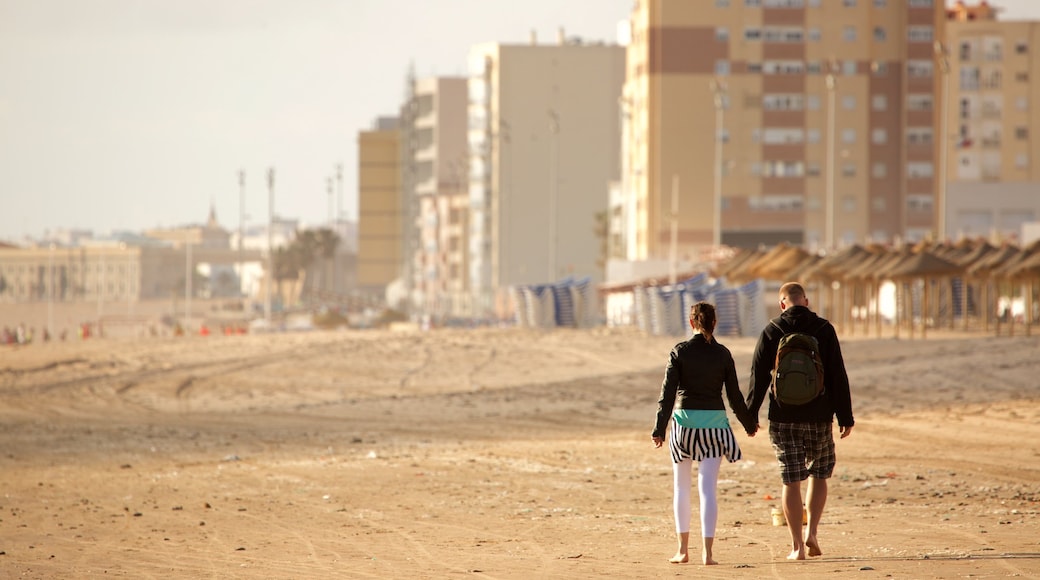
left=652, top=436, right=664, bottom=448
left=839, top=424, right=854, bottom=439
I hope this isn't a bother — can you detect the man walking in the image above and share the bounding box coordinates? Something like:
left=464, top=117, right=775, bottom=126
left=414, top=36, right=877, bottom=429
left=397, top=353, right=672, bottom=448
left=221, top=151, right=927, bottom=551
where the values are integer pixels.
left=746, top=282, right=854, bottom=560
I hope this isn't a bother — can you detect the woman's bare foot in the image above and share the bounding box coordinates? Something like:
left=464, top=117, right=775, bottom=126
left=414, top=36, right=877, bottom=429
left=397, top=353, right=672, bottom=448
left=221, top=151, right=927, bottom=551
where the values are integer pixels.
left=702, top=551, right=718, bottom=565
left=787, top=547, right=806, bottom=560
left=805, top=536, right=822, bottom=557
left=669, top=552, right=688, bottom=564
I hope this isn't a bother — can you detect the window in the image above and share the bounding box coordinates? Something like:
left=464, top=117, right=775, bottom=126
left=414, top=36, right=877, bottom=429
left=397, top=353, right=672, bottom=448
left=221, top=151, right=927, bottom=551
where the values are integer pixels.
left=763, top=94, right=805, bottom=110
left=716, top=27, right=729, bottom=41
left=808, top=129, right=821, bottom=144
left=907, top=94, right=933, bottom=111
left=808, top=28, right=821, bottom=42
left=872, top=128, right=887, bottom=144
left=745, top=0, right=762, bottom=5
left=874, top=0, right=885, bottom=5
left=1016, top=41, right=1028, bottom=54
left=842, top=129, right=856, bottom=143
left=908, top=0, right=932, bottom=6
left=1016, top=72, right=1030, bottom=83
left=762, top=128, right=805, bottom=144
left=872, top=163, right=887, bottom=178
left=844, top=26, right=857, bottom=42
left=908, top=127, right=933, bottom=146
left=843, top=60, right=857, bottom=75
left=908, top=60, right=933, bottom=78
left=1017, top=97, right=1028, bottom=111
left=907, top=162, right=934, bottom=178
left=872, top=95, right=887, bottom=110
left=908, top=26, right=933, bottom=43
left=871, top=61, right=888, bottom=76
left=874, top=26, right=886, bottom=42
left=717, top=0, right=730, bottom=5
left=716, top=60, right=731, bottom=75
left=843, top=0, right=856, bottom=6
left=872, top=198, right=887, bottom=212
left=745, top=28, right=762, bottom=41
left=808, top=95, right=821, bottom=110
left=842, top=163, right=856, bottom=177
left=1016, top=127, right=1029, bottom=140
left=1016, top=154, right=1029, bottom=169
left=842, top=95, right=856, bottom=110
left=959, top=42, right=972, bottom=62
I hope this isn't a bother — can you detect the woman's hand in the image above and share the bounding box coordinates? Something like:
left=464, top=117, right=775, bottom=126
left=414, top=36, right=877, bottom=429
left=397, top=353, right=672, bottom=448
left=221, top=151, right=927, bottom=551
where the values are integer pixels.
left=652, top=436, right=664, bottom=448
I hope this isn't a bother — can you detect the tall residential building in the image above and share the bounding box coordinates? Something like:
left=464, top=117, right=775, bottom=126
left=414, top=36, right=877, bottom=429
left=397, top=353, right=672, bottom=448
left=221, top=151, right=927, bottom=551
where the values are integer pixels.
left=942, top=1, right=1040, bottom=241
left=357, top=117, right=402, bottom=298
left=622, top=0, right=945, bottom=260
left=468, top=34, right=625, bottom=317
left=399, top=75, right=470, bottom=319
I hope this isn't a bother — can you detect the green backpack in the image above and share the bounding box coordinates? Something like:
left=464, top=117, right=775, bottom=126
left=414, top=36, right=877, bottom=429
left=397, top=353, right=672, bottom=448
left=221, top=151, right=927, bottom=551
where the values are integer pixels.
left=769, top=320, right=827, bottom=407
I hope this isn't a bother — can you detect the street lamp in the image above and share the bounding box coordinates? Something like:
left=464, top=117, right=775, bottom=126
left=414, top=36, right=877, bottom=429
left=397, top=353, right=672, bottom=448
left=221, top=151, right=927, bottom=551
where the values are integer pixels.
left=935, top=40, right=950, bottom=242
left=547, top=109, right=560, bottom=282
left=122, top=242, right=132, bottom=316
left=265, top=167, right=275, bottom=325
left=48, top=243, right=55, bottom=340
left=826, top=73, right=837, bottom=250
left=709, top=79, right=727, bottom=248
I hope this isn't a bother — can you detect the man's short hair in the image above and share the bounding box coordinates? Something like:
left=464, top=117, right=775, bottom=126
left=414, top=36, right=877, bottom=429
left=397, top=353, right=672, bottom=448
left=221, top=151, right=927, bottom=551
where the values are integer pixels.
left=779, top=282, right=806, bottom=301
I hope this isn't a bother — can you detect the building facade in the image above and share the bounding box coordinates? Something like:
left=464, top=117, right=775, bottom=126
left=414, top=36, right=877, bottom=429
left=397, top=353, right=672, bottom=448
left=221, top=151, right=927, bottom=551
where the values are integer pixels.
left=943, top=1, right=1040, bottom=241
left=468, top=35, right=625, bottom=317
left=622, top=0, right=945, bottom=259
left=357, top=117, right=403, bottom=298
left=399, top=76, right=470, bottom=319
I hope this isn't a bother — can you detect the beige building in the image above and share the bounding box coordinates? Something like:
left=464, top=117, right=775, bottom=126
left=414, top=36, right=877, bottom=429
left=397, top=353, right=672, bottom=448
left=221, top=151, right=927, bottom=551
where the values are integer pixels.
left=622, top=0, right=945, bottom=261
left=942, top=1, right=1040, bottom=241
left=357, top=117, right=403, bottom=298
left=468, top=35, right=625, bottom=316
left=399, top=76, right=470, bottom=318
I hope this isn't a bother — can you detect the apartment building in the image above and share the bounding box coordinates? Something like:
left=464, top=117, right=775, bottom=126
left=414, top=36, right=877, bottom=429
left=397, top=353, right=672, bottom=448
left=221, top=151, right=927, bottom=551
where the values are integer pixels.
left=399, top=76, right=470, bottom=318
left=468, top=34, right=625, bottom=317
left=943, top=1, right=1040, bottom=241
left=357, top=117, right=402, bottom=297
left=621, top=0, right=945, bottom=260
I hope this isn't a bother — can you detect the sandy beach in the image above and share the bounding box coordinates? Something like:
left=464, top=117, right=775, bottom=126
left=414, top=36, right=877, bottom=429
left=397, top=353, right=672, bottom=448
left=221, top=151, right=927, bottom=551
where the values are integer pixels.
left=1, top=325, right=1038, bottom=579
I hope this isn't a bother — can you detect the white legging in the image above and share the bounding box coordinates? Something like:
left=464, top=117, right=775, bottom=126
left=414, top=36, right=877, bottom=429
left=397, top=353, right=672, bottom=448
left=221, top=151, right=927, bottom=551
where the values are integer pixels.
left=672, top=455, right=722, bottom=537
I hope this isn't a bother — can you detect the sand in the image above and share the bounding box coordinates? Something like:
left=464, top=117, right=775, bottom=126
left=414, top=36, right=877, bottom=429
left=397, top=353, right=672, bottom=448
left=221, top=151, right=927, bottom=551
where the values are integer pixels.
left=1, top=325, right=1038, bottom=579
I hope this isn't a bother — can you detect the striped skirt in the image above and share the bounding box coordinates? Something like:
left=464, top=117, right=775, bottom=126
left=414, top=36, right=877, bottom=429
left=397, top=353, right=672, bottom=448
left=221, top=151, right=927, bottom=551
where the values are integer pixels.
left=668, top=420, right=743, bottom=464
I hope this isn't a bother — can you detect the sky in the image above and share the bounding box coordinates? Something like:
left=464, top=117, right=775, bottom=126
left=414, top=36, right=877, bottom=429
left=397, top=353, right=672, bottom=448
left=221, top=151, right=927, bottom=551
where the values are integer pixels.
left=3, top=0, right=1040, bottom=242
left=0, top=0, right=630, bottom=241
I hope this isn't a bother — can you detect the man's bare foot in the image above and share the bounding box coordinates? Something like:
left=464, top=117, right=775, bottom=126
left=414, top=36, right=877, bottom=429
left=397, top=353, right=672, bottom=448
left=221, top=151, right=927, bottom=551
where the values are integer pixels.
left=805, top=536, right=822, bottom=557
left=702, top=552, right=718, bottom=565
left=787, top=548, right=806, bottom=560
left=669, top=553, right=688, bottom=564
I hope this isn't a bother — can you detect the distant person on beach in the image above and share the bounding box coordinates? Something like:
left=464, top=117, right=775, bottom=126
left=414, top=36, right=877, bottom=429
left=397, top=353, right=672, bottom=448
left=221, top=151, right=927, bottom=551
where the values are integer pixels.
left=652, top=301, right=758, bottom=566
left=746, top=282, right=855, bottom=561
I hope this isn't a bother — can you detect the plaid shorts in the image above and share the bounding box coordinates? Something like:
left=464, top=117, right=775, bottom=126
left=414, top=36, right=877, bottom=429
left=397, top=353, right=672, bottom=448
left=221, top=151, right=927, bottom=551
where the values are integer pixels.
left=769, top=422, right=836, bottom=484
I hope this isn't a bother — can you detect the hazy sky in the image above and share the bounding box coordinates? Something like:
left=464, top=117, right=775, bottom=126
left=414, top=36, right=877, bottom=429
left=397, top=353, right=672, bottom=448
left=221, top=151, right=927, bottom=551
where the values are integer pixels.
left=2, top=1, right=1039, bottom=242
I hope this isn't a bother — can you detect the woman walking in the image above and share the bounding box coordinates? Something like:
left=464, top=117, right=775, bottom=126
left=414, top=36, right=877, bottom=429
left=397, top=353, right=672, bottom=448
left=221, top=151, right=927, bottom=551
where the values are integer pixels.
left=651, top=301, right=758, bottom=565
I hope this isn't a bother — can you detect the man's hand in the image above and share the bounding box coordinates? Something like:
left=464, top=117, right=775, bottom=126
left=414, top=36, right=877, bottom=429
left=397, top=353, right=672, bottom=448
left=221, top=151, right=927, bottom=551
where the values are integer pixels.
left=839, top=424, right=854, bottom=439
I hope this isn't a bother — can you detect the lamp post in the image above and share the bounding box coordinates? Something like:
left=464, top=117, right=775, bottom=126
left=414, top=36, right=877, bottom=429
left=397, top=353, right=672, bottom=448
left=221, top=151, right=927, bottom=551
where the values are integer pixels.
left=265, top=167, right=274, bottom=325
left=825, top=73, right=837, bottom=251
left=709, top=79, right=727, bottom=248
left=935, top=41, right=950, bottom=242
left=185, top=235, right=192, bottom=329
left=122, top=242, right=132, bottom=316
left=238, top=170, right=245, bottom=298
left=547, top=109, right=560, bottom=282
left=48, top=243, right=55, bottom=339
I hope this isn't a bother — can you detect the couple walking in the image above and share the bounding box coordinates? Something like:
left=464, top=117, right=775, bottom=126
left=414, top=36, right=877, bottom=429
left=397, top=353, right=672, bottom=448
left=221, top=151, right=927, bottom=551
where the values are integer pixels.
left=651, top=282, right=855, bottom=565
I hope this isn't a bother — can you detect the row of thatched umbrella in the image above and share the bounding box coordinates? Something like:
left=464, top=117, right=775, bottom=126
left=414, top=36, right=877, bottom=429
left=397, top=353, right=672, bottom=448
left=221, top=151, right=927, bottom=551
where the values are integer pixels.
left=712, top=238, right=1040, bottom=338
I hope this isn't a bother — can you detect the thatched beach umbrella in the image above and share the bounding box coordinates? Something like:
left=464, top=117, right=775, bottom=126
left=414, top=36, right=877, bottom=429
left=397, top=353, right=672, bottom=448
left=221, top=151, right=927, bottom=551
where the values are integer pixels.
left=882, top=250, right=963, bottom=339
left=967, top=243, right=1025, bottom=333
